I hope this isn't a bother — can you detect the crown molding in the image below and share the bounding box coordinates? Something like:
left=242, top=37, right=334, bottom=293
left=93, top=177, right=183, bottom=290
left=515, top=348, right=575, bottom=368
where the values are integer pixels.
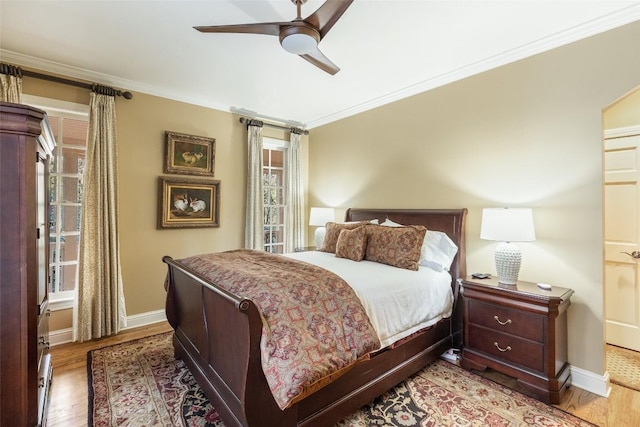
left=2, top=4, right=639, bottom=129
left=306, top=5, right=640, bottom=129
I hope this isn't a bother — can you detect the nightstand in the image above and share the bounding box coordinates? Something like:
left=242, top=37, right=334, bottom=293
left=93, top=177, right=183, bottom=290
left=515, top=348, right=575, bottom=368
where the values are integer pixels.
left=460, top=277, right=574, bottom=404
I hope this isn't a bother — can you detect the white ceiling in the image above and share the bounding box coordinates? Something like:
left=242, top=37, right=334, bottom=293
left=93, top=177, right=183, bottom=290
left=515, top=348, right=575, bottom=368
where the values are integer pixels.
left=1, top=1, right=639, bottom=129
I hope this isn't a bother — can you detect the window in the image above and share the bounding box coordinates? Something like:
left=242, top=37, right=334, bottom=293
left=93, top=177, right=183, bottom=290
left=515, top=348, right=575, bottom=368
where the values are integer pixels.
left=263, top=138, right=287, bottom=254
left=25, top=96, right=89, bottom=309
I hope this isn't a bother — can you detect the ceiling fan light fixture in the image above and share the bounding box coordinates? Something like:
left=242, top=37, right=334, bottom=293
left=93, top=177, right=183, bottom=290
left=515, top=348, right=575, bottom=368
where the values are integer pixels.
left=281, top=33, right=317, bottom=54
left=279, top=25, right=320, bottom=55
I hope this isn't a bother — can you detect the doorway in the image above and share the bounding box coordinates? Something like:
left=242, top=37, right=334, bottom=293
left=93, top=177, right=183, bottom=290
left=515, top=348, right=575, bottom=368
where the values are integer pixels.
left=603, top=87, right=640, bottom=391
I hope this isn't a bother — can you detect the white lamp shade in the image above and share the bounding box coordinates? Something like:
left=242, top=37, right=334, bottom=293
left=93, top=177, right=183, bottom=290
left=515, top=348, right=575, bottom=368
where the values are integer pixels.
left=309, top=207, right=335, bottom=227
left=480, top=208, right=535, bottom=242
left=480, top=208, right=535, bottom=285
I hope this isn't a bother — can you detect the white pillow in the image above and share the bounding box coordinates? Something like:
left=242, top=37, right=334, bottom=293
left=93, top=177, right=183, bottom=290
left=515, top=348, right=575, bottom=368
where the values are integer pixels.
left=420, top=230, right=458, bottom=272
left=344, top=219, right=379, bottom=224
left=381, top=219, right=458, bottom=271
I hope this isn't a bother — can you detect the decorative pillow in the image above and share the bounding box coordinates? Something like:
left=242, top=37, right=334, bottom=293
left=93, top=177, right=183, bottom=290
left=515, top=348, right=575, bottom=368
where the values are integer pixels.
left=335, top=226, right=368, bottom=261
left=364, top=224, right=426, bottom=271
left=381, top=219, right=458, bottom=271
left=320, top=221, right=370, bottom=253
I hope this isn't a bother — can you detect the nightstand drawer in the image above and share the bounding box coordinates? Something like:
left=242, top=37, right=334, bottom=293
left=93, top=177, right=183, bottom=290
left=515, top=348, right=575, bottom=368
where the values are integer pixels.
left=467, top=325, right=545, bottom=372
left=467, top=299, right=544, bottom=342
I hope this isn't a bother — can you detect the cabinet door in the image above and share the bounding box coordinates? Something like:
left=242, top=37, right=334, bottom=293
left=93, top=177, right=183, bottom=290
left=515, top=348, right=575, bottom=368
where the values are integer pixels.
left=36, top=150, right=48, bottom=313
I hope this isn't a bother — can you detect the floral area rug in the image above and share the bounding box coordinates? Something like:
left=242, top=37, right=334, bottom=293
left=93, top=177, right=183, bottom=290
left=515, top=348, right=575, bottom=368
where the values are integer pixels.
left=88, top=332, right=594, bottom=426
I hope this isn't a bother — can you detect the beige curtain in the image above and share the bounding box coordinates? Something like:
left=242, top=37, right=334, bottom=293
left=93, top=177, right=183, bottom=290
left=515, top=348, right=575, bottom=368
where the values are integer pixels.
left=285, top=130, right=304, bottom=252
left=0, top=64, right=23, bottom=103
left=77, top=88, right=127, bottom=341
left=245, top=121, right=264, bottom=249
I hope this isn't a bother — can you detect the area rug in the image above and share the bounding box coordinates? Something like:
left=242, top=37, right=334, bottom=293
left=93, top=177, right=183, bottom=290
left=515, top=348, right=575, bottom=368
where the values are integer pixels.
left=607, top=344, right=640, bottom=392
left=88, top=332, right=594, bottom=426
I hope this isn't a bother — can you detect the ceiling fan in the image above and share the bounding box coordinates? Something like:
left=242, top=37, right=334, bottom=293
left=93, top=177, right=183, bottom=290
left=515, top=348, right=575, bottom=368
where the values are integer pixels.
left=194, top=0, right=354, bottom=75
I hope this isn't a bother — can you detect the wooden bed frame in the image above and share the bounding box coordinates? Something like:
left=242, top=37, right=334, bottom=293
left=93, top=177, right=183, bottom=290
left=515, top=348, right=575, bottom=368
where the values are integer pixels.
left=163, top=208, right=467, bottom=427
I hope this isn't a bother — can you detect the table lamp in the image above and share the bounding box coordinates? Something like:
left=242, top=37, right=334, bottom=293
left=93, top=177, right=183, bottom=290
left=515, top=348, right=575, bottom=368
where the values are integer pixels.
left=480, top=207, right=536, bottom=285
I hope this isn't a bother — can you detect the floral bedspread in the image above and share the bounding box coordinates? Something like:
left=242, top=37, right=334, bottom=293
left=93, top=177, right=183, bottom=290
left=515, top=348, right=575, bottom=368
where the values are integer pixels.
left=178, top=249, right=381, bottom=410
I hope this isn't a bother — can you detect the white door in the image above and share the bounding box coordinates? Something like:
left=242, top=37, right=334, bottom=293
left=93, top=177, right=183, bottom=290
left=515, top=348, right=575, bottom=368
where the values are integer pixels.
left=604, top=128, right=640, bottom=352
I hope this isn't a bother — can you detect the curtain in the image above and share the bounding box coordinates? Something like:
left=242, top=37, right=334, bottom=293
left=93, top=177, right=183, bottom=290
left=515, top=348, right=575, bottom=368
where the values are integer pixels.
left=285, top=130, right=304, bottom=252
left=0, top=63, right=23, bottom=103
left=245, top=121, right=264, bottom=249
left=77, top=87, right=127, bottom=341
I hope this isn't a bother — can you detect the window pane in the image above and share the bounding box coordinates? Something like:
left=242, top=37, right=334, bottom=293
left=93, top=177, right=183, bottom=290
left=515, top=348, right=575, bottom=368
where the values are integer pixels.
left=62, top=118, right=88, bottom=147
left=61, top=176, right=82, bottom=203
left=61, top=205, right=81, bottom=232
left=60, top=264, right=77, bottom=291
left=48, top=205, right=56, bottom=232
left=49, top=266, right=57, bottom=293
left=49, top=237, right=58, bottom=263
left=272, top=170, right=283, bottom=186
left=49, top=176, right=57, bottom=203
left=60, top=235, right=80, bottom=262
left=61, top=147, right=85, bottom=174
left=271, top=150, right=284, bottom=167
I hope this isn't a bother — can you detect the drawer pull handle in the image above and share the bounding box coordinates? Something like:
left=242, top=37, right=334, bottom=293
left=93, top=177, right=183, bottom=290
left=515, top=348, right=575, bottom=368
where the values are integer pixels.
left=493, top=315, right=512, bottom=326
left=494, top=342, right=512, bottom=352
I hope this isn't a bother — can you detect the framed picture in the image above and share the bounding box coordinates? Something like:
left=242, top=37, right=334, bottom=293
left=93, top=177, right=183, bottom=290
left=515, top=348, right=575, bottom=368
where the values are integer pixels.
left=164, top=131, right=215, bottom=177
left=158, top=177, right=220, bottom=229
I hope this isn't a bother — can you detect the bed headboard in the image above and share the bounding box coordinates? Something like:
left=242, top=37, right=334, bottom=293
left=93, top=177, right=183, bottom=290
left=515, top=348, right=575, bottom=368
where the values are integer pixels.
left=344, top=208, right=468, bottom=282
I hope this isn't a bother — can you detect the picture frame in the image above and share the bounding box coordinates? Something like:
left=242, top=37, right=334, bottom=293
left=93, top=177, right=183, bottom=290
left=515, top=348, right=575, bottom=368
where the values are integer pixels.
left=158, top=177, right=220, bottom=229
left=164, top=131, right=215, bottom=177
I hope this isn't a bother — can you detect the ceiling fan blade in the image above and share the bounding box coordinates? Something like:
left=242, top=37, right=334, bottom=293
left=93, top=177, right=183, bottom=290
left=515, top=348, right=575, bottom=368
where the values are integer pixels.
left=194, top=22, right=287, bottom=36
left=304, top=0, right=354, bottom=39
left=300, top=47, right=340, bottom=75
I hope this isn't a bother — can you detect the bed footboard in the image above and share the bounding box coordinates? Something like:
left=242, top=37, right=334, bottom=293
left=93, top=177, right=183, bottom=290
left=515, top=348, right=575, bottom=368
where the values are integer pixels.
left=163, top=256, right=297, bottom=427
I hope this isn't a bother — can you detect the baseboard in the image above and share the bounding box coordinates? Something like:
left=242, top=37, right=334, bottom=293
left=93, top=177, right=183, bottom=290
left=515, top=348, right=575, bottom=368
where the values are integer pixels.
left=570, top=365, right=611, bottom=398
left=49, top=327, right=74, bottom=347
left=50, top=309, right=168, bottom=347
left=123, top=309, right=167, bottom=330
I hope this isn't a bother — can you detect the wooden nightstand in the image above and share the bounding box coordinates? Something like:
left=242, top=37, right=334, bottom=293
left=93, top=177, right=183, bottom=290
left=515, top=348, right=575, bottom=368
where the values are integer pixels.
left=460, top=277, right=574, bottom=404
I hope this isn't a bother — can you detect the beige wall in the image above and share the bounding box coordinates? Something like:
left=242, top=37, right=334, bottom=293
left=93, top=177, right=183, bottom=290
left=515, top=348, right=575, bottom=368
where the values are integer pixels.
left=308, top=21, right=640, bottom=375
left=22, top=77, right=308, bottom=328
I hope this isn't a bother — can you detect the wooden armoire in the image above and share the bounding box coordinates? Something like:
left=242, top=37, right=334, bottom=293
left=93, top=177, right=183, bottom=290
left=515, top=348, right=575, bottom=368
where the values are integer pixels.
left=1, top=102, right=55, bottom=426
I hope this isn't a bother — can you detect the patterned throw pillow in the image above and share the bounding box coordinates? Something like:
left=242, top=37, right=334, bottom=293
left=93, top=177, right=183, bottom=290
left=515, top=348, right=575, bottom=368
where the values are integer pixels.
left=320, top=221, right=369, bottom=253
left=364, top=224, right=427, bottom=271
left=335, top=226, right=368, bottom=261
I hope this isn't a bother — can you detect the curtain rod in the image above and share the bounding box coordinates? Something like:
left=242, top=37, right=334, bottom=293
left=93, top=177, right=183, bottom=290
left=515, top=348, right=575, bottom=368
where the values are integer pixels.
left=239, top=116, right=309, bottom=135
left=22, top=69, right=133, bottom=99
left=0, top=63, right=133, bottom=99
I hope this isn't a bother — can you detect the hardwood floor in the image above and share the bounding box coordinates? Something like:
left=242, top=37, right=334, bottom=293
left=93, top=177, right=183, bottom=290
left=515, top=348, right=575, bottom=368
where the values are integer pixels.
left=48, top=322, right=640, bottom=427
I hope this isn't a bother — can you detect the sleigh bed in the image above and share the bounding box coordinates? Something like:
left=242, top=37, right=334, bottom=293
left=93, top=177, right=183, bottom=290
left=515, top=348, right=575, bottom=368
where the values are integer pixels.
left=163, top=208, right=467, bottom=427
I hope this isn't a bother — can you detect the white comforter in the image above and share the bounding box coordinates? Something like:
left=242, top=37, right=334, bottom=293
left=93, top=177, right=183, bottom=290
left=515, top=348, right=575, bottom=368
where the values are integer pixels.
left=285, top=251, right=454, bottom=349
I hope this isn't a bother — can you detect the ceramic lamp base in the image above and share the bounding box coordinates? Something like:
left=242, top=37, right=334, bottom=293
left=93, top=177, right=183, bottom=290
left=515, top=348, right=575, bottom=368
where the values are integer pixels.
left=314, top=227, right=326, bottom=249
left=495, top=242, right=521, bottom=285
